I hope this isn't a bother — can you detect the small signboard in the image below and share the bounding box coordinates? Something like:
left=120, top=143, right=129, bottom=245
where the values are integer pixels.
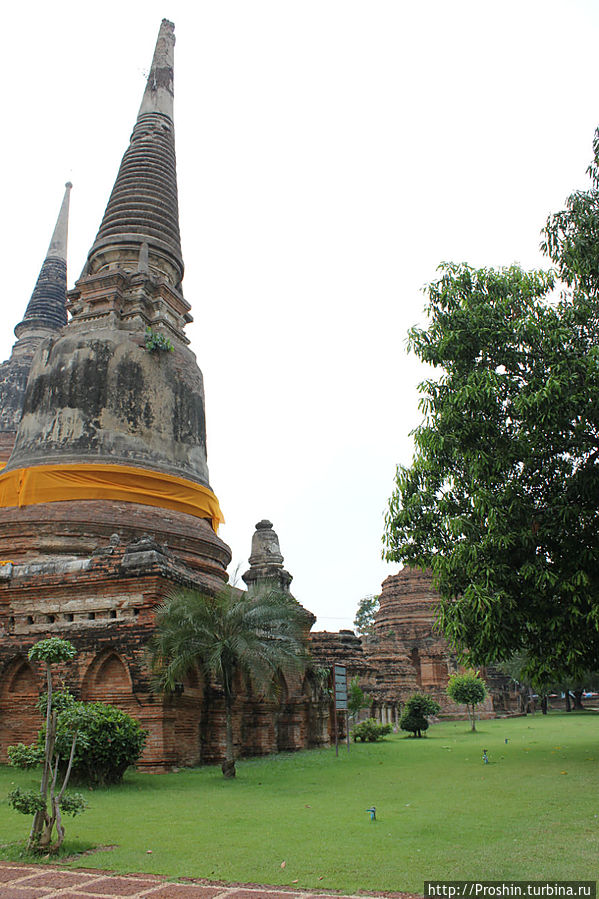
left=334, top=664, right=347, bottom=710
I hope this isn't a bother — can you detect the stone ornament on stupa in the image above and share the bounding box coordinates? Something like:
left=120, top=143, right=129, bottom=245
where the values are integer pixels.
left=242, top=520, right=293, bottom=595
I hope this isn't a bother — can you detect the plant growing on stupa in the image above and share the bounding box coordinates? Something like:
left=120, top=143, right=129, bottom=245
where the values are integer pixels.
left=7, top=638, right=86, bottom=852
left=144, top=327, right=174, bottom=354
left=149, top=585, right=308, bottom=777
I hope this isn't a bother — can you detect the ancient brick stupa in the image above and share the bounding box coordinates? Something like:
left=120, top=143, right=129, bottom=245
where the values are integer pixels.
left=0, top=183, right=71, bottom=463
left=0, top=19, right=229, bottom=582
left=366, top=568, right=516, bottom=720
left=0, top=21, right=363, bottom=770
left=0, top=20, right=232, bottom=768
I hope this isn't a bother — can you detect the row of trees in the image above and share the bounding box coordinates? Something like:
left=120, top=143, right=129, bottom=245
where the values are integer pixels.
left=383, top=125, right=599, bottom=686
left=399, top=673, right=487, bottom=737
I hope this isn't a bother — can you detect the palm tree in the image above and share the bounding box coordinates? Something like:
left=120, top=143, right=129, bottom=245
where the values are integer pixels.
left=149, top=585, right=309, bottom=776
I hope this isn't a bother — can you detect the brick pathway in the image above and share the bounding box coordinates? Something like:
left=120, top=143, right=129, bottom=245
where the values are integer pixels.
left=0, top=864, right=417, bottom=899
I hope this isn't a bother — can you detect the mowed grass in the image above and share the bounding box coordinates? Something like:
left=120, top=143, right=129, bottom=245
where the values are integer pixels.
left=0, top=712, right=597, bottom=893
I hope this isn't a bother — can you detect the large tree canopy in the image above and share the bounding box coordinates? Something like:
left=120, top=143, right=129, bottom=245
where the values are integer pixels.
left=383, top=130, right=599, bottom=683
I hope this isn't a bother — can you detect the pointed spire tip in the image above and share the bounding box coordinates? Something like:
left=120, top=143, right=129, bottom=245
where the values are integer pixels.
left=138, top=19, right=175, bottom=120
left=14, top=182, right=70, bottom=338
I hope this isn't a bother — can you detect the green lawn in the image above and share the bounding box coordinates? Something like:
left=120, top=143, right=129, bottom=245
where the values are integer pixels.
left=0, top=712, right=597, bottom=893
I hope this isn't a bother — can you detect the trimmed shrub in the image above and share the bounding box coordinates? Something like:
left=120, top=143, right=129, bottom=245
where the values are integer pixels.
left=352, top=718, right=392, bottom=742
left=400, top=710, right=429, bottom=737
left=404, top=693, right=441, bottom=718
left=45, top=701, right=146, bottom=786
left=400, top=693, right=441, bottom=737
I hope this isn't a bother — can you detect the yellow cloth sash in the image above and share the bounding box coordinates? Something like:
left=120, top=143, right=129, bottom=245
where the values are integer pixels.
left=0, top=464, right=224, bottom=531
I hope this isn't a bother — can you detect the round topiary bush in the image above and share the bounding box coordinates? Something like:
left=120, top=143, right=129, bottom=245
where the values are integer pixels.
left=399, top=710, right=429, bottom=737
left=52, top=701, right=147, bottom=786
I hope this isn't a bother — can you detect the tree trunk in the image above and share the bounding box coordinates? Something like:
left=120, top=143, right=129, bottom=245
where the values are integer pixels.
left=470, top=704, right=476, bottom=731
left=38, top=812, right=55, bottom=848
left=565, top=690, right=571, bottom=712
left=518, top=686, right=529, bottom=714
left=52, top=798, right=65, bottom=850
left=221, top=691, right=236, bottom=778
left=541, top=695, right=548, bottom=715
left=572, top=689, right=584, bottom=710
left=29, top=665, right=55, bottom=849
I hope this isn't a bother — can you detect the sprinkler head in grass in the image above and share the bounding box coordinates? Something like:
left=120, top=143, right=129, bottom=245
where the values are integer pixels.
left=366, top=806, right=376, bottom=821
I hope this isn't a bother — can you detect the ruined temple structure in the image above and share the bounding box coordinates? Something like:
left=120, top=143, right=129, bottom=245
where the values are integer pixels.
left=364, top=567, right=518, bottom=721
left=0, top=21, right=338, bottom=770
left=0, top=21, right=514, bottom=772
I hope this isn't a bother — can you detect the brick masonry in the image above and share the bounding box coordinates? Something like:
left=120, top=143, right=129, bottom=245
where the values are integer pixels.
left=363, top=567, right=519, bottom=718
left=0, top=534, right=338, bottom=770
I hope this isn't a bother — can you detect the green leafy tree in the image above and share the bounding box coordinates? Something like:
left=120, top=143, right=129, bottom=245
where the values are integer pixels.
left=497, top=652, right=538, bottom=714
left=347, top=675, right=369, bottom=722
left=383, top=260, right=599, bottom=681
left=149, top=586, right=308, bottom=777
left=384, top=127, right=599, bottom=684
left=500, top=650, right=599, bottom=714
left=353, top=594, right=380, bottom=640
left=7, top=638, right=85, bottom=852
left=446, top=673, right=487, bottom=731
left=399, top=693, right=440, bottom=737
left=541, top=128, right=599, bottom=297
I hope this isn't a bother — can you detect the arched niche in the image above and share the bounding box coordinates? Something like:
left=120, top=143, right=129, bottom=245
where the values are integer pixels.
left=5, top=659, right=38, bottom=696
left=81, top=650, right=132, bottom=700
left=182, top=667, right=199, bottom=690
left=275, top=670, right=289, bottom=706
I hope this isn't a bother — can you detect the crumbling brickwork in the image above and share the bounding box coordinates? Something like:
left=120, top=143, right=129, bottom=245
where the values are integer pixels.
left=363, top=568, right=517, bottom=719
left=0, top=532, right=335, bottom=770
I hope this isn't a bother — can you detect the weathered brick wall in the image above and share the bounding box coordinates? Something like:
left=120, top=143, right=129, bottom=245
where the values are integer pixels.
left=0, top=539, right=343, bottom=770
left=365, top=568, right=518, bottom=717
left=0, top=499, right=230, bottom=583
left=0, top=657, right=41, bottom=750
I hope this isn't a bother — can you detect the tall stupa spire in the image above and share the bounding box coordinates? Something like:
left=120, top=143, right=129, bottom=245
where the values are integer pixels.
left=0, top=182, right=71, bottom=462
left=1, top=21, right=229, bottom=585
left=14, top=182, right=71, bottom=339
left=84, top=19, right=183, bottom=290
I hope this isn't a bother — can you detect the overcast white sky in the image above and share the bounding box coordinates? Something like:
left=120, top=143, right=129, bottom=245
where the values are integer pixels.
left=2, top=1, right=599, bottom=629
